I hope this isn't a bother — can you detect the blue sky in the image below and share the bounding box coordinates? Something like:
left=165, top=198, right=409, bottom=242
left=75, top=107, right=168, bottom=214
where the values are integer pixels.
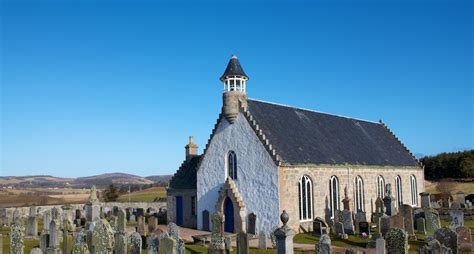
left=1, top=0, right=472, bottom=177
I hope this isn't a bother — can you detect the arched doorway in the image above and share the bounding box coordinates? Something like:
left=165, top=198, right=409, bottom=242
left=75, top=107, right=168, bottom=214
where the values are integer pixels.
left=224, top=197, right=234, bottom=232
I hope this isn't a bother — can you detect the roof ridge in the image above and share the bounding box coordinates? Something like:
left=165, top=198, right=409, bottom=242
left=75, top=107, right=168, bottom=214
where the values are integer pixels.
left=248, top=98, right=381, bottom=124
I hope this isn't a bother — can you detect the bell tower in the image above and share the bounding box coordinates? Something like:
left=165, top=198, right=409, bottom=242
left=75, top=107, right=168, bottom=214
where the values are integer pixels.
left=220, top=55, right=249, bottom=123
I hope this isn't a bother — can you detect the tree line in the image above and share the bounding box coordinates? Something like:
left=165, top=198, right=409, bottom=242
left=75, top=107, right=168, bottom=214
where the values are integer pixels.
left=421, top=150, right=473, bottom=180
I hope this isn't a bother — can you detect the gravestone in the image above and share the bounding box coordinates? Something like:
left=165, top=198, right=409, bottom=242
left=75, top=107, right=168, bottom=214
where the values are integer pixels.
left=137, top=216, right=147, bottom=235
left=27, top=214, right=38, bottom=237
left=48, top=220, right=59, bottom=249
left=341, top=210, right=354, bottom=234
left=375, top=238, right=386, bottom=254
left=0, top=208, right=8, bottom=226
left=315, top=234, right=331, bottom=254
left=425, top=209, right=441, bottom=236
left=335, top=222, right=344, bottom=235
left=416, top=218, right=426, bottom=234
left=168, top=222, right=185, bottom=254
left=237, top=231, right=249, bottom=254
left=159, top=233, right=177, bottom=254
left=379, top=215, right=390, bottom=237
left=383, top=195, right=396, bottom=216
left=389, top=213, right=404, bottom=230
left=313, top=217, right=328, bottom=236
left=117, top=209, right=126, bottom=233
left=247, top=213, right=257, bottom=235
left=400, top=205, right=414, bottom=238
left=413, top=208, right=424, bottom=229
left=148, top=216, right=158, bottom=233
left=86, top=204, right=100, bottom=222
left=359, top=222, right=370, bottom=236
left=202, top=210, right=210, bottom=231
left=13, top=209, right=20, bottom=223
left=419, top=237, right=452, bottom=254
left=10, top=222, right=25, bottom=254
left=0, top=234, right=2, bottom=254
left=30, top=248, right=43, bottom=254
left=434, top=228, right=458, bottom=254
left=420, top=192, right=431, bottom=209
left=385, top=228, right=408, bottom=254
left=224, top=236, right=232, bottom=253
left=72, top=229, right=90, bottom=254
left=456, top=226, right=472, bottom=252
left=208, top=212, right=225, bottom=253
left=342, top=186, right=352, bottom=211
left=273, top=210, right=296, bottom=254
left=448, top=210, right=464, bottom=230
left=258, top=231, right=267, bottom=249
left=354, top=211, right=367, bottom=233
left=51, top=207, right=60, bottom=221
left=131, top=232, right=142, bottom=254
left=92, top=219, right=115, bottom=254
left=43, top=211, right=51, bottom=232
left=147, top=233, right=159, bottom=254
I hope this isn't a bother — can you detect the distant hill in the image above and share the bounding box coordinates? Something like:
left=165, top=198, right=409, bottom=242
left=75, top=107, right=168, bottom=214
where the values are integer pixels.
left=0, top=172, right=171, bottom=188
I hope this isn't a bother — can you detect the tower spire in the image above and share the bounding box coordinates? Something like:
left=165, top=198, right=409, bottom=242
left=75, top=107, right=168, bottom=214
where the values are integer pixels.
left=220, top=55, right=249, bottom=124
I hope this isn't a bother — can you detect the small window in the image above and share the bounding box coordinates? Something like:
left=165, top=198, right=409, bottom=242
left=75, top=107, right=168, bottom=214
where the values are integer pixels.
left=376, top=175, right=385, bottom=199
left=354, top=176, right=365, bottom=212
left=227, top=151, right=237, bottom=180
left=329, top=175, right=340, bottom=218
left=191, top=196, right=196, bottom=216
left=395, top=176, right=403, bottom=206
left=410, top=175, right=417, bottom=206
left=298, top=175, right=313, bottom=221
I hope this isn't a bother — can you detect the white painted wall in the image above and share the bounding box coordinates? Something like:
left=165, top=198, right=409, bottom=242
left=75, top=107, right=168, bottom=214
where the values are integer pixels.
left=196, top=113, right=280, bottom=234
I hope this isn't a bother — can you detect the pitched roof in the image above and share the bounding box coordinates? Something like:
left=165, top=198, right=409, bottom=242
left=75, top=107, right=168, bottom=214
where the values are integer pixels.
left=168, top=155, right=201, bottom=189
left=219, top=55, right=248, bottom=81
left=246, top=99, right=418, bottom=166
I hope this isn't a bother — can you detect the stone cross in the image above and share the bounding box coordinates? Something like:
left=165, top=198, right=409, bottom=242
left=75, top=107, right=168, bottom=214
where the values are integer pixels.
left=209, top=212, right=225, bottom=252
left=10, top=222, right=25, bottom=254
left=168, top=222, right=185, bottom=254
left=131, top=232, right=142, bottom=254
left=273, top=210, right=296, bottom=254
left=315, top=234, right=331, bottom=254
left=385, top=228, right=408, bottom=254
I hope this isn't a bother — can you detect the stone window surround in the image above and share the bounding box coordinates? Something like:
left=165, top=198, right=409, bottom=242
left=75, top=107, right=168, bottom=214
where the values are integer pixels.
left=395, top=175, right=403, bottom=207
left=376, top=175, right=385, bottom=199
left=329, top=175, right=340, bottom=218
left=410, top=175, right=418, bottom=206
left=353, top=175, right=365, bottom=212
left=226, top=151, right=238, bottom=180
left=298, top=175, right=314, bottom=222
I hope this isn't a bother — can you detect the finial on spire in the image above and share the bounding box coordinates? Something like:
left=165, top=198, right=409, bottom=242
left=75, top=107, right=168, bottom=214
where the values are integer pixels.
left=189, top=136, right=194, bottom=144
left=231, top=54, right=237, bottom=59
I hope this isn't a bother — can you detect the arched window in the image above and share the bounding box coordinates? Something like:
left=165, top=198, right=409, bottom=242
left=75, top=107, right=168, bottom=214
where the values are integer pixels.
left=227, top=151, right=237, bottom=179
left=298, top=175, right=313, bottom=221
left=354, top=176, right=365, bottom=212
left=329, top=176, right=340, bottom=218
left=395, top=175, right=403, bottom=206
left=410, top=175, right=417, bottom=206
left=376, top=175, right=385, bottom=199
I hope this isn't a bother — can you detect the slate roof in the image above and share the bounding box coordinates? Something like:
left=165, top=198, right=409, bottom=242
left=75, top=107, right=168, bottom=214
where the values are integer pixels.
left=220, top=55, right=248, bottom=81
left=246, top=99, right=418, bottom=166
left=168, top=155, right=202, bottom=189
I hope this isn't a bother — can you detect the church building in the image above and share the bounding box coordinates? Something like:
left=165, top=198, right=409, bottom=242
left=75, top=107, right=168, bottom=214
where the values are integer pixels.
left=167, top=55, right=425, bottom=234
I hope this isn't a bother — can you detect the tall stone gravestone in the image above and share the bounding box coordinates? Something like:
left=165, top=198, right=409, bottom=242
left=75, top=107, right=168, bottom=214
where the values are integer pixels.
left=10, top=222, right=25, bottom=254
left=383, top=184, right=396, bottom=216
left=92, top=219, right=115, bottom=254
left=114, top=209, right=127, bottom=254
left=258, top=231, right=267, bottom=249
left=159, top=233, right=177, bottom=254
left=168, top=222, right=185, bottom=254
left=315, top=234, right=331, bottom=254
left=434, top=228, right=458, bottom=254
left=247, top=213, right=257, bottom=235
left=425, top=209, right=441, bottom=236
left=148, top=216, right=158, bottom=233
left=13, top=209, right=20, bottom=224
left=313, top=217, right=328, bottom=236
left=72, top=229, right=90, bottom=254
left=420, top=192, right=431, bottom=209
left=208, top=212, right=225, bottom=254
left=416, top=218, right=426, bottom=235
left=379, top=215, right=390, bottom=237
left=237, top=231, right=249, bottom=254
left=341, top=210, right=354, bottom=234
left=375, top=238, right=386, bottom=254
left=86, top=186, right=100, bottom=223
left=47, top=220, right=60, bottom=254
left=389, top=213, right=404, bottom=230
left=131, top=232, right=142, bottom=254
left=147, top=233, right=159, bottom=254
left=400, top=205, right=415, bottom=239
left=43, top=210, right=51, bottom=232
left=448, top=210, right=464, bottom=230
left=27, top=206, right=38, bottom=237
left=385, top=228, right=408, bottom=254
left=273, top=210, right=296, bottom=254
left=0, top=208, right=8, bottom=226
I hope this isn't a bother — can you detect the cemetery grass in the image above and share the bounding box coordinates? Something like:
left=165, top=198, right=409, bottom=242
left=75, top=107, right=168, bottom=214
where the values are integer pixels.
left=117, top=187, right=166, bottom=202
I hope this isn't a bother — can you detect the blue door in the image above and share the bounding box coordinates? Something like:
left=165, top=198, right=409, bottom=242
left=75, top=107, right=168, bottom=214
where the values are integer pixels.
left=176, top=196, right=183, bottom=226
left=224, top=198, right=234, bottom=232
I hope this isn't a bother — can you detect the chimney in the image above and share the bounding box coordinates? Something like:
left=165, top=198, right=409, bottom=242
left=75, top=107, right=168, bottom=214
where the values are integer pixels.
left=185, top=136, right=198, bottom=161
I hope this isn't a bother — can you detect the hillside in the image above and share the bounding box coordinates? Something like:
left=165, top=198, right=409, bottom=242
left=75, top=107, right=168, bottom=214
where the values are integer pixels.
left=0, top=173, right=171, bottom=188
left=422, top=150, right=474, bottom=180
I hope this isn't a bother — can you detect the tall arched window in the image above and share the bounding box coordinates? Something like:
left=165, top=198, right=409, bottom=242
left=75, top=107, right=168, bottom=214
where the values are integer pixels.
left=395, top=175, right=403, bottom=206
left=298, top=175, right=313, bottom=221
left=227, top=151, right=237, bottom=180
left=376, top=175, right=385, bottom=199
left=354, top=176, right=365, bottom=212
left=410, top=175, right=417, bottom=206
left=329, top=176, right=340, bottom=218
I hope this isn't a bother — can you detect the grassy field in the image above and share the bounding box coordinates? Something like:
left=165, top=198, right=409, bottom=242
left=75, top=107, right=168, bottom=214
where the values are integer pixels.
left=117, top=187, right=166, bottom=202
left=0, top=188, right=90, bottom=208
left=425, top=180, right=474, bottom=194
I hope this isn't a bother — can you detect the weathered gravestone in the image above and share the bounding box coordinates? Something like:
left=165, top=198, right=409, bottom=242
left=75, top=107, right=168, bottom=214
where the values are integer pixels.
left=147, top=233, right=159, bottom=254
left=448, top=210, right=464, bottom=230
left=425, top=209, right=441, bottom=236
left=159, top=233, right=177, bottom=254
left=148, top=216, right=158, bottom=233
left=43, top=210, right=51, bottom=232
left=375, top=238, right=386, bottom=254
left=400, top=204, right=415, bottom=238
left=13, top=209, right=21, bottom=223
left=114, top=209, right=127, bottom=254
left=315, top=234, right=331, bottom=254
left=208, top=212, right=225, bottom=254
left=385, top=228, right=408, bottom=254
left=237, top=231, right=249, bottom=254
left=131, top=232, right=142, bottom=254
left=247, top=213, right=257, bottom=235
left=10, top=222, right=25, bottom=254
left=0, top=234, right=3, bottom=254
left=379, top=215, right=390, bottom=237
left=456, top=226, right=472, bottom=252
left=224, top=236, right=232, bottom=253
left=273, top=210, right=296, bottom=254
left=420, top=192, right=431, bottom=209
left=383, top=184, right=396, bottom=216
left=359, top=222, right=370, bottom=236
left=341, top=210, right=354, bottom=234
left=47, top=220, right=60, bottom=254
left=168, top=222, right=185, bottom=254
left=202, top=210, right=210, bottom=231
left=258, top=231, right=267, bottom=249
left=335, top=222, right=344, bottom=235
left=72, top=229, right=90, bottom=254
left=434, top=228, right=458, bottom=254
left=419, top=237, right=452, bottom=254
left=354, top=211, right=367, bottom=234
left=416, top=217, right=426, bottom=235
left=0, top=208, right=8, bottom=226
left=92, top=219, right=115, bottom=254
left=30, top=247, right=43, bottom=254
left=137, top=216, right=147, bottom=235
left=389, top=213, right=404, bottom=230
left=313, top=217, right=328, bottom=236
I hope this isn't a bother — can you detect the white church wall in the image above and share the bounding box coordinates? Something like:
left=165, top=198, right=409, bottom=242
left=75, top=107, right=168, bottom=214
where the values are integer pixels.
left=196, top=113, right=280, bottom=233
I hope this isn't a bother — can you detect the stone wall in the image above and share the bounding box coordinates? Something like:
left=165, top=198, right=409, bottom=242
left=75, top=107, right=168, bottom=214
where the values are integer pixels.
left=278, top=164, right=425, bottom=231
left=196, top=113, right=280, bottom=234
left=167, top=189, right=197, bottom=228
